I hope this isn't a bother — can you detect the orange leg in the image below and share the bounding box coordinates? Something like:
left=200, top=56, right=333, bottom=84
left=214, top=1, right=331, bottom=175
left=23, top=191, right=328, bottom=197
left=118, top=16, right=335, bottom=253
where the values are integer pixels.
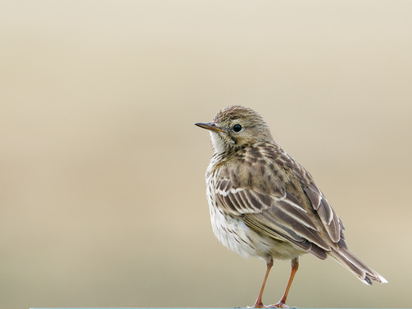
left=248, top=258, right=273, bottom=308
left=268, top=257, right=299, bottom=308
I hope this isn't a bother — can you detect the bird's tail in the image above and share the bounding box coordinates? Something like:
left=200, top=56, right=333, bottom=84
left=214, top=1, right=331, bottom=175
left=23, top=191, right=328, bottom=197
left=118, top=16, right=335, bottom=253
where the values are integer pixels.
left=328, top=247, right=388, bottom=285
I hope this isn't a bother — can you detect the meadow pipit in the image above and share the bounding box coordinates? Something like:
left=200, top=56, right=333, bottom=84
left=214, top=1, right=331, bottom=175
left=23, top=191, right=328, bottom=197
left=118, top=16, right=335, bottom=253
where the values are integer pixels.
left=195, top=105, right=387, bottom=308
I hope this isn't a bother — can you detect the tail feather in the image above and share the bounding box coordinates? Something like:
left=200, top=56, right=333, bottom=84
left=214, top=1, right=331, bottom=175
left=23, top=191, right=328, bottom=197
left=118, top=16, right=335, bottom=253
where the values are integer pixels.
left=328, top=247, right=388, bottom=285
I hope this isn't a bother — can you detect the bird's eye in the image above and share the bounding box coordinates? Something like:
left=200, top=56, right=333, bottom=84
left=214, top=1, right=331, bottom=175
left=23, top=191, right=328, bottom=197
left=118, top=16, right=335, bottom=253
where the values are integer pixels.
left=233, top=124, right=242, bottom=132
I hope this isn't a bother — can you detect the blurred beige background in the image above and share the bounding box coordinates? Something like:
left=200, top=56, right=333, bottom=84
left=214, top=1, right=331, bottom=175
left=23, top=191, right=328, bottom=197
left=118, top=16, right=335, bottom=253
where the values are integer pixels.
left=1, top=1, right=411, bottom=308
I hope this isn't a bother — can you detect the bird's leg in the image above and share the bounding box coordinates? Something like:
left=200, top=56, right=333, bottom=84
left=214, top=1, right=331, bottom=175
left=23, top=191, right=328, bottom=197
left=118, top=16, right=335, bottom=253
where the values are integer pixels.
left=268, top=257, right=299, bottom=308
left=248, top=258, right=273, bottom=308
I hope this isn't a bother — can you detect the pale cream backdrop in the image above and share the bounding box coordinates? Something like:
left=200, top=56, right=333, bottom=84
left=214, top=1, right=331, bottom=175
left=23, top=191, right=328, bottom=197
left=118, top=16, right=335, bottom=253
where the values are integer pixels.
left=1, top=1, right=411, bottom=308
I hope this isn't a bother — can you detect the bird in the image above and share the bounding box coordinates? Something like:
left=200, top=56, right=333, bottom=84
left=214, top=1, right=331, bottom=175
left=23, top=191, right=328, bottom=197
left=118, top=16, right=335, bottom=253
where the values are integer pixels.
left=195, top=105, right=387, bottom=308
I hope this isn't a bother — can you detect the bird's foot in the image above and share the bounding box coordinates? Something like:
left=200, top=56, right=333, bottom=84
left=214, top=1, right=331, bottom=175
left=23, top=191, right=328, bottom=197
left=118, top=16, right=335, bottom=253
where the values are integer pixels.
left=247, top=300, right=266, bottom=308
left=265, top=301, right=294, bottom=308
left=247, top=303, right=264, bottom=308
left=247, top=302, right=294, bottom=308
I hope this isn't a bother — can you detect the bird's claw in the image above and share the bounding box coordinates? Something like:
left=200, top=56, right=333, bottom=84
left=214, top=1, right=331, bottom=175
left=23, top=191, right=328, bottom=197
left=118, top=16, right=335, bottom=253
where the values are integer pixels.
left=265, top=303, right=289, bottom=308
left=247, top=302, right=295, bottom=308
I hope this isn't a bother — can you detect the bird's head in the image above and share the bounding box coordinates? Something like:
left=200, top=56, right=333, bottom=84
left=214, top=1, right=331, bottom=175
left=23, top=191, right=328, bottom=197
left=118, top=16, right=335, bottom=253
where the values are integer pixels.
left=195, top=105, right=274, bottom=153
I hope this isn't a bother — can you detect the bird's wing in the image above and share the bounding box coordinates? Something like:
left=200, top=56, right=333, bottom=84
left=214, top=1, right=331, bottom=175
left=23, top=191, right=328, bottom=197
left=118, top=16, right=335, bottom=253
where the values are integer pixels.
left=303, top=183, right=344, bottom=245
left=215, top=164, right=342, bottom=258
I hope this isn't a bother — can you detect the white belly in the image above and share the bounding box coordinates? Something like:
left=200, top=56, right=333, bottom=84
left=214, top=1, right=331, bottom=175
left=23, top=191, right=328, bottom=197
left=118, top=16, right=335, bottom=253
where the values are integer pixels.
left=206, top=163, right=305, bottom=261
left=208, top=203, right=273, bottom=259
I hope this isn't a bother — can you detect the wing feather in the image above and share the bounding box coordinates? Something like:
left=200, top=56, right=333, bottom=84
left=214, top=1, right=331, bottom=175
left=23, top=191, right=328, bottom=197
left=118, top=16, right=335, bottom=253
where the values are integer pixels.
left=213, top=143, right=346, bottom=257
left=304, top=184, right=341, bottom=243
left=215, top=177, right=336, bottom=254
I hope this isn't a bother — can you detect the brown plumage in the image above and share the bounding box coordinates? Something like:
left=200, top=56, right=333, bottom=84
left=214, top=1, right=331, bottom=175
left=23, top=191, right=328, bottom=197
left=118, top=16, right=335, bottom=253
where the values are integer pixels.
left=195, top=105, right=387, bottom=308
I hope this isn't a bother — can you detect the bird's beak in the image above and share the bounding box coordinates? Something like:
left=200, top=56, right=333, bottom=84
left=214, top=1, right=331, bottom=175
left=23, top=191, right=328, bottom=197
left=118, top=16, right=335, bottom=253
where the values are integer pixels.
left=195, top=122, right=225, bottom=133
